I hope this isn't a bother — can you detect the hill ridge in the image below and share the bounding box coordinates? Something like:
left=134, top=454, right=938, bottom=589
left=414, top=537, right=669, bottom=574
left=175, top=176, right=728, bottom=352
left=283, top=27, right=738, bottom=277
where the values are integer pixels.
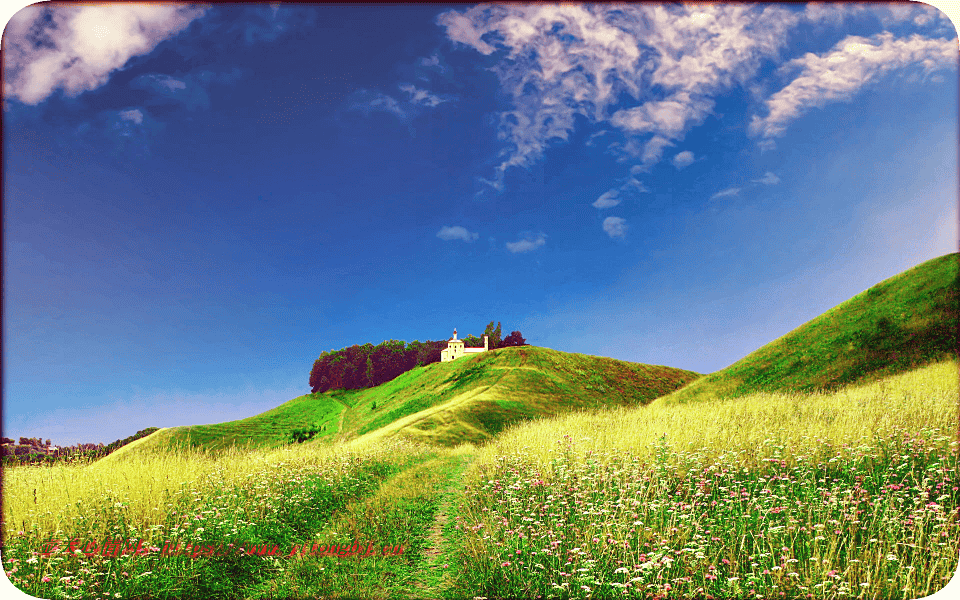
left=127, top=346, right=699, bottom=453
left=661, top=252, right=958, bottom=403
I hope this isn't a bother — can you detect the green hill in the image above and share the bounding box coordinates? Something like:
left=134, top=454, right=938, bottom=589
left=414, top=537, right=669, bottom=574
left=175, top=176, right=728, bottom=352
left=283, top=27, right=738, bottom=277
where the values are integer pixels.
left=156, top=346, right=700, bottom=451
left=662, top=252, right=958, bottom=404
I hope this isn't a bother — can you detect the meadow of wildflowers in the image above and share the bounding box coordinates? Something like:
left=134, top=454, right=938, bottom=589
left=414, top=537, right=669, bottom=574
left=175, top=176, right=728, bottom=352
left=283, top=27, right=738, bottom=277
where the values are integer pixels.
left=456, top=360, right=959, bottom=599
left=1, top=439, right=428, bottom=599
left=2, top=360, right=956, bottom=599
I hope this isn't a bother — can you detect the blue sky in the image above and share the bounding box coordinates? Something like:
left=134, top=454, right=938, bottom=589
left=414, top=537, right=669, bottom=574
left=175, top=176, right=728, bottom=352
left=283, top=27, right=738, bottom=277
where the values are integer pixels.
left=3, top=3, right=958, bottom=445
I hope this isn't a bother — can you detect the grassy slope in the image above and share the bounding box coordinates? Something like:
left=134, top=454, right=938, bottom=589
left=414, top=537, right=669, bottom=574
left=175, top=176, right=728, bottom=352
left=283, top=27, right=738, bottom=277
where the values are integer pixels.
left=154, top=393, right=346, bottom=452
left=661, top=252, right=958, bottom=404
left=151, top=346, right=699, bottom=452
left=331, top=345, right=699, bottom=446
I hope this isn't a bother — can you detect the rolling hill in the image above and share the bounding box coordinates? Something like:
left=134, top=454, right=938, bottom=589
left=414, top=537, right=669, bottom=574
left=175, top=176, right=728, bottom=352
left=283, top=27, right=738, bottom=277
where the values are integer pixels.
left=660, top=252, right=958, bottom=404
left=132, top=346, right=700, bottom=453
left=106, top=253, right=955, bottom=458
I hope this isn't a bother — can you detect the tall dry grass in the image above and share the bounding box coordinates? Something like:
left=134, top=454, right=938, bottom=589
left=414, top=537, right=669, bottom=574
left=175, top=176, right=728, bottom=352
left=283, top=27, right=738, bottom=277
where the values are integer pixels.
left=1, top=433, right=424, bottom=543
left=471, top=359, right=957, bottom=474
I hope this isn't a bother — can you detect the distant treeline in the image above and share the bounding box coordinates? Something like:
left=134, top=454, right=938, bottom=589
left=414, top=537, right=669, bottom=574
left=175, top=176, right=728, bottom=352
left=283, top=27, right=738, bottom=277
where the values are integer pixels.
left=310, top=321, right=526, bottom=393
left=1, top=427, right=160, bottom=465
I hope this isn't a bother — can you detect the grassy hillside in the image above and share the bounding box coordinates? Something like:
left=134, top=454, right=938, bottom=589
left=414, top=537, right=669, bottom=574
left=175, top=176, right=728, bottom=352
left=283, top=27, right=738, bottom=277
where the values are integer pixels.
left=662, top=252, right=957, bottom=403
left=150, top=393, right=346, bottom=452
left=155, top=346, right=699, bottom=452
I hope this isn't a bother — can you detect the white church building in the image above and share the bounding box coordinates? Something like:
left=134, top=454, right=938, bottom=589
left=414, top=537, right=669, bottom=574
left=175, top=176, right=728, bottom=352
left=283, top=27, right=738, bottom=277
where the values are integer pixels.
left=440, top=329, right=488, bottom=362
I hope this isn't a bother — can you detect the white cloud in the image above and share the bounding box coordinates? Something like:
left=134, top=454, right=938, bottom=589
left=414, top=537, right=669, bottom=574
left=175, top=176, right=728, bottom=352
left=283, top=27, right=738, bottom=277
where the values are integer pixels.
left=350, top=84, right=450, bottom=123
left=128, top=69, right=243, bottom=114
left=369, top=94, right=405, bottom=118
left=438, top=4, right=801, bottom=188
left=602, top=216, right=627, bottom=239
left=436, top=8, right=499, bottom=55
left=149, top=74, right=186, bottom=92
left=130, top=73, right=207, bottom=111
left=436, top=225, right=479, bottom=242
left=420, top=54, right=441, bottom=68
left=399, top=83, right=447, bottom=107
left=119, top=108, right=143, bottom=125
left=349, top=90, right=408, bottom=120
left=624, top=178, right=649, bottom=193
left=592, top=189, right=621, bottom=209
left=758, top=139, right=777, bottom=152
left=642, top=136, right=674, bottom=168
left=749, top=32, right=957, bottom=142
left=506, top=232, right=547, bottom=253
left=3, top=4, right=206, bottom=105
left=611, top=93, right=714, bottom=140
left=752, top=171, right=780, bottom=185
left=585, top=130, right=608, bottom=147
left=672, top=150, right=695, bottom=169
left=711, top=186, right=741, bottom=199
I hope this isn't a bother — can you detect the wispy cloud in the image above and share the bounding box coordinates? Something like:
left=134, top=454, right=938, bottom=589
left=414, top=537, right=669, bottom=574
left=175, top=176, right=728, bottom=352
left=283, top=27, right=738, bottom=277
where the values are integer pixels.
left=349, top=90, right=408, bottom=119
left=399, top=83, right=449, bottom=107
left=752, top=171, right=780, bottom=185
left=711, top=186, right=741, bottom=199
left=420, top=54, right=442, bottom=69
left=438, top=4, right=801, bottom=188
left=749, top=32, right=957, bottom=143
left=438, top=4, right=954, bottom=191
left=349, top=82, right=450, bottom=123
left=506, top=232, right=547, bottom=253
left=672, top=150, right=695, bottom=169
left=592, top=170, right=650, bottom=220
left=592, top=190, right=621, bottom=209
left=602, top=216, right=627, bottom=239
left=437, top=225, right=479, bottom=242
left=131, top=73, right=211, bottom=111
left=102, top=107, right=161, bottom=156
left=585, top=130, right=609, bottom=147
left=118, top=108, right=144, bottom=125
left=611, top=93, right=714, bottom=141
left=3, top=4, right=207, bottom=106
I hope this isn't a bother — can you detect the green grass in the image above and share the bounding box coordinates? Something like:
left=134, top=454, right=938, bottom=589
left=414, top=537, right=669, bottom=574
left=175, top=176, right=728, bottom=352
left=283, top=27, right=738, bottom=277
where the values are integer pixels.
left=340, top=346, right=700, bottom=447
left=159, top=392, right=347, bottom=452
left=115, top=347, right=699, bottom=456
left=663, top=252, right=957, bottom=404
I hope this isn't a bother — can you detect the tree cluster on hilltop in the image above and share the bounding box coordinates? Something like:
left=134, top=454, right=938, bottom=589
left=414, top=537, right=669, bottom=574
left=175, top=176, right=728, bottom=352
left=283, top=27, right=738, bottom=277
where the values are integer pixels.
left=309, top=321, right=527, bottom=394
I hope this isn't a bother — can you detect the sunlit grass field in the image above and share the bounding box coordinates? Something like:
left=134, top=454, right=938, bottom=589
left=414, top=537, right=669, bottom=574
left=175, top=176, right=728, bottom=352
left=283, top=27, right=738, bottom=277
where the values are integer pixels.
left=2, top=360, right=956, bottom=599
left=456, top=360, right=959, bottom=599
left=1, top=438, right=434, bottom=599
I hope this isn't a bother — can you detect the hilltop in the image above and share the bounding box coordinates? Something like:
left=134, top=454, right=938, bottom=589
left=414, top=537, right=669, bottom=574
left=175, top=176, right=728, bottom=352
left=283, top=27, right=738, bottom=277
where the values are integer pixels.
left=120, top=347, right=699, bottom=454
left=661, top=252, right=958, bottom=404
left=104, top=253, right=956, bottom=457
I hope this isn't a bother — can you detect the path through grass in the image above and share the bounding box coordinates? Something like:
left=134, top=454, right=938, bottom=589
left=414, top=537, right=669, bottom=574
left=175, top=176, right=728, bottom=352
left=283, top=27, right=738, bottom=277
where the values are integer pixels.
left=260, top=445, right=476, bottom=599
left=406, top=450, right=474, bottom=599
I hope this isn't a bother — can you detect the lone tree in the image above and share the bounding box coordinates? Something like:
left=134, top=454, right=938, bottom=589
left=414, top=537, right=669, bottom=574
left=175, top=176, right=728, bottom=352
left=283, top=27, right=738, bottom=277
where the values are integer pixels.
left=483, top=321, right=503, bottom=349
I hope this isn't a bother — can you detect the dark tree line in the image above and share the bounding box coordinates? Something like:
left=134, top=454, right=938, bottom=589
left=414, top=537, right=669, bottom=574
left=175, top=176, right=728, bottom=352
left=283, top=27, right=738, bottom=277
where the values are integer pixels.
left=1, top=428, right=160, bottom=465
left=309, top=339, right=447, bottom=393
left=309, top=321, right=527, bottom=394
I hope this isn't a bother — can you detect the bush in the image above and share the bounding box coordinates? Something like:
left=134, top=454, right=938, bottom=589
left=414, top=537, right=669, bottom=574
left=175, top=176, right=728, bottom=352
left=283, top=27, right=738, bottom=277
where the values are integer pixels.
left=290, top=422, right=323, bottom=444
